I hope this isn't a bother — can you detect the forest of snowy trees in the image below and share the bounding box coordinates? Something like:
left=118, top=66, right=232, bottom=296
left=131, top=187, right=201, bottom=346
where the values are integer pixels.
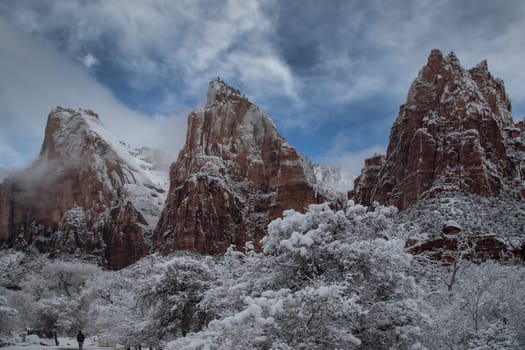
left=1, top=196, right=525, bottom=349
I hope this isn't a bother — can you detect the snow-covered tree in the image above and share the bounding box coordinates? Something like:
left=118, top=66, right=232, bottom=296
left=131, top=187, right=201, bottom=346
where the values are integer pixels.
left=420, top=261, right=525, bottom=349
left=166, top=201, right=426, bottom=349
left=0, top=254, right=101, bottom=336
left=135, top=255, right=217, bottom=345
left=2, top=194, right=524, bottom=348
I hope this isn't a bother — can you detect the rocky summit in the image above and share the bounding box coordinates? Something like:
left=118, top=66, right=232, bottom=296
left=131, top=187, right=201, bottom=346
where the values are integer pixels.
left=352, top=49, right=525, bottom=210
left=2, top=50, right=524, bottom=269
left=0, top=108, right=168, bottom=269
left=152, top=78, right=322, bottom=255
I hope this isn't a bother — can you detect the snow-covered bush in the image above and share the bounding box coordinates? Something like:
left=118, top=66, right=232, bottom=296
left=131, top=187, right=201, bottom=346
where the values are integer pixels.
left=263, top=201, right=398, bottom=255
left=262, top=202, right=401, bottom=287
left=83, top=267, right=146, bottom=346
left=262, top=203, right=348, bottom=288
left=137, top=255, right=217, bottom=344
left=0, top=252, right=101, bottom=336
left=168, top=285, right=363, bottom=350
left=396, top=193, right=525, bottom=241
left=2, top=193, right=524, bottom=348
left=162, top=201, right=426, bottom=349
left=20, top=260, right=100, bottom=333
left=0, top=293, right=19, bottom=335
left=420, top=261, right=525, bottom=349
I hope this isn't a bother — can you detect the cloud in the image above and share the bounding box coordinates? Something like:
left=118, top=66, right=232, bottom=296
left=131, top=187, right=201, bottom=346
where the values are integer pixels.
left=0, top=0, right=297, bottom=107
left=1, top=0, right=525, bottom=174
left=3, top=0, right=525, bottom=121
left=0, top=140, right=23, bottom=171
left=272, top=0, right=525, bottom=116
left=0, top=17, right=186, bottom=169
left=318, top=131, right=386, bottom=179
left=82, top=53, right=99, bottom=68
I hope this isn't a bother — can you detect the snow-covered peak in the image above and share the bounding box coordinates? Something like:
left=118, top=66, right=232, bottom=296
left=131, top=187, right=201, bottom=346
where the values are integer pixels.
left=41, top=107, right=164, bottom=177
left=354, top=50, right=523, bottom=210
left=445, top=51, right=461, bottom=68
left=0, top=106, right=173, bottom=268
left=406, top=49, right=512, bottom=125
left=474, top=59, right=489, bottom=73
left=429, top=48, right=442, bottom=56
left=184, top=79, right=284, bottom=169
left=39, top=107, right=169, bottom=228
left=40, top=107, right=102, bottom=160
left=206, top=78, right=244, bottom=108
left=153, top=79, right=322, bottom=255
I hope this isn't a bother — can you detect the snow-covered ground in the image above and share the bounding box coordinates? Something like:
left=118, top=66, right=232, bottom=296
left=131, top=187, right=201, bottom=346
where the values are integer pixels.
left=2, top=196, right=525, bottom=349
left=2, top=336, right=119, bottom=350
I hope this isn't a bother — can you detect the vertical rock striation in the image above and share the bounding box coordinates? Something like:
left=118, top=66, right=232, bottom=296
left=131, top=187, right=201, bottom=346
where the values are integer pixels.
left=353, top=49, right=525, bottom=210
left=153, top=79, right=322, bottom=254
left=0, top=108, right=167, bottom=269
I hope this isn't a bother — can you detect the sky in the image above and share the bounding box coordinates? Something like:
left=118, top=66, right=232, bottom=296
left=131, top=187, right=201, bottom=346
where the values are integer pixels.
left=1, top=0, right=525, bottom=178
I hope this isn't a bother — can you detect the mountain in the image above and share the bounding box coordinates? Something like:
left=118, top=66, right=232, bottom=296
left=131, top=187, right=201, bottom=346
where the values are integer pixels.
left=312, top=164, right=354, bottom=200
left=4, top=50, right=524, bottom=267
left=0, top=168, right=11, bottom=184
left=152, top=79, right=323, bottom=254
left=352, top=49, right=525, bottom=210
left=0, top=107, right=168, bottom=269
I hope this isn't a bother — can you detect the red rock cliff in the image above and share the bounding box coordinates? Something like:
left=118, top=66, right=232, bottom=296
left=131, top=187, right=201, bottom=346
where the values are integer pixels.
left=353, top=49, right=525, bottom=210
left=0, top=108, right=167, bottom=269
left=152, top=79, right=322, bottom=254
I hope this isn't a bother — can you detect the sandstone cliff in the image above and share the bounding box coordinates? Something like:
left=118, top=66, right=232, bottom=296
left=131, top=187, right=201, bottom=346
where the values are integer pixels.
left=353, top=49, right=525, bottom=210
left=0, top=108, right=168, bottom=269
left=153, top=79, right=322, bottom=254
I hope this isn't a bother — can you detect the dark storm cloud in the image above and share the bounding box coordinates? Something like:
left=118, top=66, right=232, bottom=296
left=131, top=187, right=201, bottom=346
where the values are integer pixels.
left=271, top=1, right=342, bottom=70
left=2, top=0, right=524, bottom=114
left=271, top=0, right=390, bottom=72
left=454, top=0, right=522, bottom=36
left=270, top=0, right=525, bottom=86
left=269, top=0, right=525, bottom=121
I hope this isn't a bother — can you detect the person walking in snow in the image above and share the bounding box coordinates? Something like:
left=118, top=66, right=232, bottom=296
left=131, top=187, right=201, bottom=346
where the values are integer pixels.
left=53, top=329, right=59, bottom=346
left=76, top=330, right=85, bottom=350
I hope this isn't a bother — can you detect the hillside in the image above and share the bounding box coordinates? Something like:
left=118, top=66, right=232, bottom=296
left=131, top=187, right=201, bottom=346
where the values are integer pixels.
left=0, top=108, right=168, bottom=269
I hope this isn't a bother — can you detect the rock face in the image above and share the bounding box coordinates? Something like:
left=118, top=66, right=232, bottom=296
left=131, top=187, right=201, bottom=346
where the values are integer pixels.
left=0, top=108, right=168, bottom=269
left=153, top=79, right=322, bottom=254
left=406, top=234, right=525, bottom=264
left=353, top=49, right=525, bottom=210
left=350, top=154, right=385, bottom=205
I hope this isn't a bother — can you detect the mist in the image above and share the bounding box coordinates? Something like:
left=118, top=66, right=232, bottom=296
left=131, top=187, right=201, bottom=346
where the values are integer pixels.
left=0, top=17, right=187, bottom=171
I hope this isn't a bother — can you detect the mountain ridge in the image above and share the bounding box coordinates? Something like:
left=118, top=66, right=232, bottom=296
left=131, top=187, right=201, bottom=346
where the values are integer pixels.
left=352, top=49, right=525, bottom=209
left=0, top=107, right=168, bottom=269
left=152, top=78, right=323, bottom=255
left=1, top=50, right=524, bottom=269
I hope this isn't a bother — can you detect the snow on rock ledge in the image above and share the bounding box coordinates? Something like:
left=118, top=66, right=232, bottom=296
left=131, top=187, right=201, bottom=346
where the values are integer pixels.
left=152, top=79, right=323, bottom=255
left=0, top=107, right=168, bottom=269
left=352, top=49, right=525, bottom=210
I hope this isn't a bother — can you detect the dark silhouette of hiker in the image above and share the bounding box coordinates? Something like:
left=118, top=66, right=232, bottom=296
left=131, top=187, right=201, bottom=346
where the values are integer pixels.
left=53, top=329, right=59, bottom=346
left=76, top=330, right=85, bottom=350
